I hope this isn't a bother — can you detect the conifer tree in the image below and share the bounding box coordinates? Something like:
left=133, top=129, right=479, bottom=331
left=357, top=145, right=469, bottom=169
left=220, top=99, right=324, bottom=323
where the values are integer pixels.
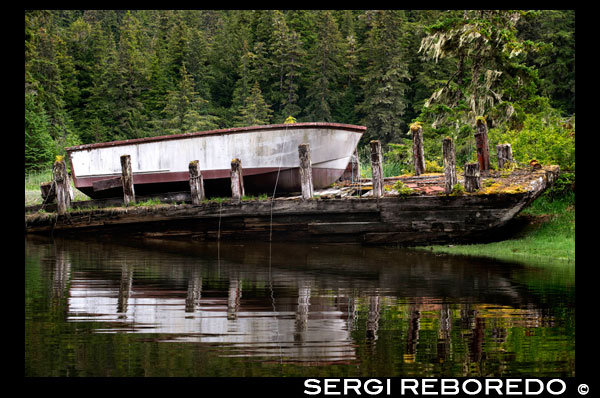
left=234, top=81, right=273, bottom=127
left=305, top=11, right=344, bottom=122
left=161, top=64, right=219, bottom=134
left=357, top=10, right=411, bottom=142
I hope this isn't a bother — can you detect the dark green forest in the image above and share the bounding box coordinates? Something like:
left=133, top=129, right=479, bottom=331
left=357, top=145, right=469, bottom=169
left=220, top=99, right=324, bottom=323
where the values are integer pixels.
left=25, top=10, right=575, bottom=177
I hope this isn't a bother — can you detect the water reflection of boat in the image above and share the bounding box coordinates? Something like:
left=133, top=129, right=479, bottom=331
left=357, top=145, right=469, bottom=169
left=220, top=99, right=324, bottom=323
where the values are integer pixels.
left=30, top=234, right=572, bottom=368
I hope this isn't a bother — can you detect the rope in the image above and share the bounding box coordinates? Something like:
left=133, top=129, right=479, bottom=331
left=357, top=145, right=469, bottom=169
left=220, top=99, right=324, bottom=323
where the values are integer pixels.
left=269, top=124, right=290, bottom=242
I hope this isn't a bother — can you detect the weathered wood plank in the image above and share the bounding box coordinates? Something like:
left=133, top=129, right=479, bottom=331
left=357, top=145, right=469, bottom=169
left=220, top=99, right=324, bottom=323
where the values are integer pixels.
left=92, top=176, right=123, bottom=192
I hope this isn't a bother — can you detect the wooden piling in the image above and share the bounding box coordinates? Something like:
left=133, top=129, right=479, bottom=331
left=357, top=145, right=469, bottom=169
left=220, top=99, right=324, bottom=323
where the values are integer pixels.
left=464, top=162, right=481, bottom=193
left=442, top=137, right=457, bottom=194
left=120, top=154, right=135, bottom=206
left=496, top=143, right=513, bottom=170
left=52, top=158, right=71, bottom=215
left=411, top=124, right=426, bottom=176
left=189, top=160, right=205, bottom=205
left=351, top=148, right=359, bottom=182
left=298, top=143, right=314, bottom=200
left=230, top=158, right=245, bottom=203
left=474, top=117, right=490, bottom=171
left=370, top=140, right=384, bottom=198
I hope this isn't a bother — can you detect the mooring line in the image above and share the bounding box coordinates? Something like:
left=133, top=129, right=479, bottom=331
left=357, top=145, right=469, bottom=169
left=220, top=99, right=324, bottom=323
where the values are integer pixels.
left=268, top=241, right=284, bottom=366
left=269, top=124, right=290, bottom=243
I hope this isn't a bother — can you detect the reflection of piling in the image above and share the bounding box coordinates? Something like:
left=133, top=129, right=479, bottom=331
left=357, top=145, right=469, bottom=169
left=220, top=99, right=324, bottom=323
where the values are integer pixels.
left=294, top=284, right=311, bottom=341
left=405, top=304, right=420, bottom=362
left=437, top=303, right=452, bottom=362
left=185, top=271, right=203, bottom=313
left=469, top=316, right=485, bottom=363
left=52, top=247, right=71, bottom=300
left=366, top=295, right=380, bottom=343
left=227, top=278, right=242, bottom=320
left=117, top=266, right=133, bottom=316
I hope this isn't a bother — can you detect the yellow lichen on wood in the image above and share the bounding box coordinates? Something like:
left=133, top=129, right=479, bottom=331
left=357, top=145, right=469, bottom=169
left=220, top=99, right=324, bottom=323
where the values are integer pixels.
left=409, top=122, right=422, bottom=132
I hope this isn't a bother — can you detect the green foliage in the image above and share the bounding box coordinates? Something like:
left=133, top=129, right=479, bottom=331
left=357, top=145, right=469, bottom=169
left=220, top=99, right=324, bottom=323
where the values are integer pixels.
left=488, top=112, right=575, bottom=172
left=390, top=180, right=415, bottom=196
left=24, top=10, right=575, bottom=184
left=25, top=92, right=57, bottom=172
left=449, top=183, right=465, bottom=196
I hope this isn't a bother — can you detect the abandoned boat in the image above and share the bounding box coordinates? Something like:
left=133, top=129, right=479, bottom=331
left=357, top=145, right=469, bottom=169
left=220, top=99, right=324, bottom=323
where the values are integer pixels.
left=24, top=165, right=560, bottom=246
left=65, top=122, right=365, bottom=199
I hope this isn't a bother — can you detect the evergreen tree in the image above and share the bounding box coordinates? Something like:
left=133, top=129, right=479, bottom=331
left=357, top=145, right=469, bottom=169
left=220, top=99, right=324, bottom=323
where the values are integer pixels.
left=161, top=64, right=219, bottom=134
left=418, top=10, right=542, bottom=129
left=25, top=92, right=57, bottom=172
left=305, top=11, right=344, bottom=122
left=112, top=11, right=151, bottom=138
left=269, top=10, right=304, bottom=121
left=357, top=10, right=411, bottom=142
left=234, top=81, right=273, bottom=127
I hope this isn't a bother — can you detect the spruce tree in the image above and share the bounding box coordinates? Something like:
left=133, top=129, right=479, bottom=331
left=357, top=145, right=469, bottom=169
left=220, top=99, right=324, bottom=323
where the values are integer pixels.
left=305, top=11, right=344, bottom=122
left=357, top=10, right=411, bottom=142
left=234, top=81, right=273, bottom=127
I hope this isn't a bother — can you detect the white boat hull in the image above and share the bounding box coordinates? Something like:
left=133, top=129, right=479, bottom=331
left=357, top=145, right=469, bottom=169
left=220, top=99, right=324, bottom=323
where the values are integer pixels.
left=66, top=123, right=365, bottom=198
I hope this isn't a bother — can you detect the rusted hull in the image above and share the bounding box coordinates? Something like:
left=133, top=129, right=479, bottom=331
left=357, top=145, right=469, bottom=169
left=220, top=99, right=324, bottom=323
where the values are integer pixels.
left=66, top=123, right=365, bottom=199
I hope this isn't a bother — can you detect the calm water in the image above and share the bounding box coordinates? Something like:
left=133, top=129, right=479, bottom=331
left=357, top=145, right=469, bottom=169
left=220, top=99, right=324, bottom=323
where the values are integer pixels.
left=25, top=235, right=575, bottom=377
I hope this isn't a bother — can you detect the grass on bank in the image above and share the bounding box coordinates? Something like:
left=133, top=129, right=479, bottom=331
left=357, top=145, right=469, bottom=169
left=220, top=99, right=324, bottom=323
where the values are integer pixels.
left=25, top=169, right=90, bottom=207
left=417, top=192, right=575, bottom=265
